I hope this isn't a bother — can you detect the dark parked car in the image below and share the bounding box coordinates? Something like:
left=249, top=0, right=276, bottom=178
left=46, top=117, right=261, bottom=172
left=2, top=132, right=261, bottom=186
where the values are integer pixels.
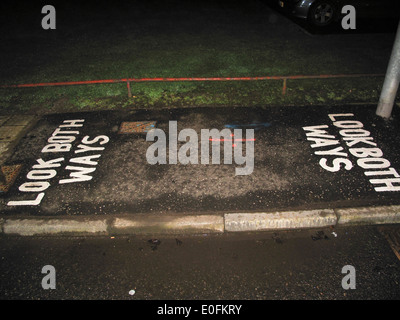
left=277, top=0, right=400, bottom=27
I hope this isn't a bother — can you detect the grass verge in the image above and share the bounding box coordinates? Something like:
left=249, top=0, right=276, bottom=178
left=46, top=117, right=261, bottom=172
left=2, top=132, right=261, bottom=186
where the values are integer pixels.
left=0, top=76, right=393, bottom=115
left=0, top=0, right=398, bottom=114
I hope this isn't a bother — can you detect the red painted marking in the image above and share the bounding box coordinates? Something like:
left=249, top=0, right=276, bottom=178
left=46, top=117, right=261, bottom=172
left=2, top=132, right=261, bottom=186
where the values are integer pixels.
left=210, top=134, right=255, bottom=148
left=209, top=138, right=256, bottom=141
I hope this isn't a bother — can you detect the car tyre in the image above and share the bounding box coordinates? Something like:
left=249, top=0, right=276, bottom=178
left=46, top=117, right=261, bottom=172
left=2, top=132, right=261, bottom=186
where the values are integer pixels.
left=307, top=0, right=338, bottom=27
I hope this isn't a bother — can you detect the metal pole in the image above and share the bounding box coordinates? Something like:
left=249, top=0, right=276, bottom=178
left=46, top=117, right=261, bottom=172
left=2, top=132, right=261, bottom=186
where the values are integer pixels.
left=376, top=21, right=400, bottom=119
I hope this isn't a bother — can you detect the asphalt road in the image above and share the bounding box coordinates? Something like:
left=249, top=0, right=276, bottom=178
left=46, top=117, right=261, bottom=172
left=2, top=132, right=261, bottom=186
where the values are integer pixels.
left=2, top=104, right=400, bottom=217
left=1, top=224, right=399, bottom=303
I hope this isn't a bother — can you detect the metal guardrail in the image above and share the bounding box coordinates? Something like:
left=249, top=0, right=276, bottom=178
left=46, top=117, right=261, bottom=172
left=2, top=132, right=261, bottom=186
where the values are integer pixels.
left=0, top=73, right=385, bottom=97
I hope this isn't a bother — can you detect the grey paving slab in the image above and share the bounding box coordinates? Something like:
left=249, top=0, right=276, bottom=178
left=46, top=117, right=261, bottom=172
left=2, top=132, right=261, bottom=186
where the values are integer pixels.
left=4, top=115, right=36, bottom=126
left=0, top=126, right=26, bottom=142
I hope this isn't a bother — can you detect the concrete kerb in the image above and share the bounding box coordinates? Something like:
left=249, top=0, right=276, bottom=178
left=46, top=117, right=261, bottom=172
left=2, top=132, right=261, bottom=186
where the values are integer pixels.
left=335, top=205, right=400, bottom=226
left=224, top=209, right=337, bottom=232
left=1, top=216, right=109, bottom=236
left=0, top=214, right=225, bottom=236
left=109, top=214, right=225, bottom=235
left=0, top=205, right=399, bottom=236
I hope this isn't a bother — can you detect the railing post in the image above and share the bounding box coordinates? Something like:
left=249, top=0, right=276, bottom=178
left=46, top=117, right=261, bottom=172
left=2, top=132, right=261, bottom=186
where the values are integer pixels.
left=376, top=21, right=400, bottom=119
left=127, top=81, right=132, bottom=98
left=282, top=78, right=287, bottom=95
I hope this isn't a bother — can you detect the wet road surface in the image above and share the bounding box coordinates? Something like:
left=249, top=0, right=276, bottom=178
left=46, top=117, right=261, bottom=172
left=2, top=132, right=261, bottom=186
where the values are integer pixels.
left=1, top=224, right=400, bottom=302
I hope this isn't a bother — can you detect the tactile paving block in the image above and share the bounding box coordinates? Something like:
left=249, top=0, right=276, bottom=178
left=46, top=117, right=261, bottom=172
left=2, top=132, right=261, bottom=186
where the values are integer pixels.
left=0, top=164, right=23, bottom=193
left=118, top=121, right=156, bottom=134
